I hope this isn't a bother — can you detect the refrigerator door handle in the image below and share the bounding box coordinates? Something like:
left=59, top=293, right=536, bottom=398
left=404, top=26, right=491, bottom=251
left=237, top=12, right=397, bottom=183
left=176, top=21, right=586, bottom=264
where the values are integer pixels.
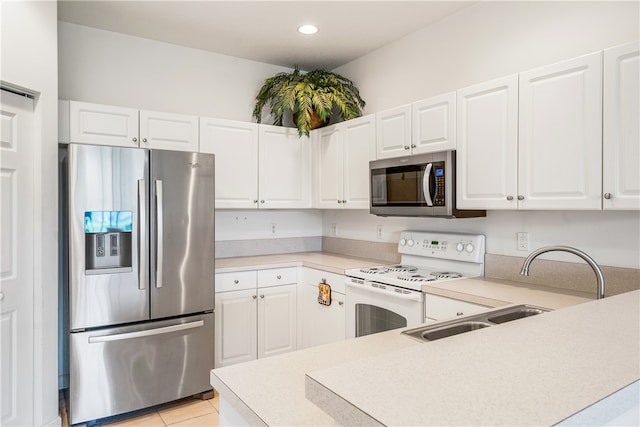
left=138, top=179, right=147, bottom=290
left=155, top=179, right=164, bottom=288
left=88, top=320, right=204, bottom=344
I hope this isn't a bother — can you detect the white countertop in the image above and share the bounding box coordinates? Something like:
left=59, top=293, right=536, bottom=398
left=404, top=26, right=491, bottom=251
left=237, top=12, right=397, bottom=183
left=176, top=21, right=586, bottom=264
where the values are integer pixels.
left=210, top=252, right=633, bottom=426
left=305, top=290, right=640, bottom=426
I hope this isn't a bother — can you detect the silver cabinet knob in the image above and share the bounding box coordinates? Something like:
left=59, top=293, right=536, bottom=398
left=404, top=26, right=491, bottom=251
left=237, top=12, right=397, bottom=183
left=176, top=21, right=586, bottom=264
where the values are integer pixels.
left=252, top=295, right=257, bottom=299
left=604, top=193, right=612, bottom=200
left=342, top=200, right=347, bottom=203
left=260, top=294, right=265, bottom=299
left=337, top=200, right=342, bottom=204
left=506, top=195, right=514, bottom=201
left=253, top=200, right=258, bottom=204
left=411, top=144, right=416, bottom=148
left=517, top=195, right=524, bottom=201
left=234, top=279, right=239, bottom=284
left=404, top=145, right=410, bottom=150
left=276, top=275, right=281, bottom=280
left=260, top=200, right=265, bottom=204
left=456, top=312, right=464, bottom=316
left=132, top=137, right=138, bottom=143
left=338, top=301, right=344, bottom=306
left=142, top=137, right=148, bottom=143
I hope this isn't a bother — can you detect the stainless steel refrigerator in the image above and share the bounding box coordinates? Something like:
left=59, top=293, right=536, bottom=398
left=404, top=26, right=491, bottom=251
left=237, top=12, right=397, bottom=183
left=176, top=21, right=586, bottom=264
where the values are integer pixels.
left=62, top=144, right=215, bottom=425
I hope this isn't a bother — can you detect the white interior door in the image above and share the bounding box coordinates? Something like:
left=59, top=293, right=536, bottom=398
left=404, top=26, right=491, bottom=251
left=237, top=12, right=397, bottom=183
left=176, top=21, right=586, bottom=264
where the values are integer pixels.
left=0, top=89, right=35, bottom=426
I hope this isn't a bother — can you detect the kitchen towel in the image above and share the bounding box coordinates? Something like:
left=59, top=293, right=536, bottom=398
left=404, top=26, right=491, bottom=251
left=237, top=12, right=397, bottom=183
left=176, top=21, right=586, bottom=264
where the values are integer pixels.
left=318, top=281, right=331, bottom=306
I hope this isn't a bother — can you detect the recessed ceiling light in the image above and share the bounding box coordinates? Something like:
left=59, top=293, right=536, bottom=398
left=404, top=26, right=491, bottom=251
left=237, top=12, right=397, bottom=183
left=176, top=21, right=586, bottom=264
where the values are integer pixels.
left=298, top=24, right=318, bottom=35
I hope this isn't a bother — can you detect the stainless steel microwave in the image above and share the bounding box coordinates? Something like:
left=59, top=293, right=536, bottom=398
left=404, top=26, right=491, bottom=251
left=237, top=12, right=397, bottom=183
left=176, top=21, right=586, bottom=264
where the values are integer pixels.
left=369, top=151, right=485, bottom=218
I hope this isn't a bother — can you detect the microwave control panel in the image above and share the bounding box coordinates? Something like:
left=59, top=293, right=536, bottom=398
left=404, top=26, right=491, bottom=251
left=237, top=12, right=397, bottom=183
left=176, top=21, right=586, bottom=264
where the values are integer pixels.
left=433, top=161, right=445, bottom=206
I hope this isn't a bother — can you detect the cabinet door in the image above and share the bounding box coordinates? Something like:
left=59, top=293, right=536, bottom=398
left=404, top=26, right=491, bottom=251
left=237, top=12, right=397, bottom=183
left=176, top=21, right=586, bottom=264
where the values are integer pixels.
left=375, top=104, right=411, bottom=159
left=456, top=75, right=518, bottom=209
left=68, top=101, right=139, bottom=147
left=139, top=110, right=199, bottom=152
left=315, top=125, right=344, bottom=209
left=603, top=41, right=640, bottom=210
left=215, top=289, right=258, bottom=368
left=257, top=284, right=297, bottom=359
left=519, top=52, right=602, bottom=209
left=412, top=92, right=456, bottom=154
left=258, top=125, right=311, bottom=208
left=200, top=118, right=259, bottom=208
left=342, top=115, right=375, bottom=209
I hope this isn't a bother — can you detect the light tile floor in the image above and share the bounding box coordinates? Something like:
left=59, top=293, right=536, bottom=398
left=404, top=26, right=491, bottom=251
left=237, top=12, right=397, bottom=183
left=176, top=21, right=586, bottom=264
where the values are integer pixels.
left=60, top=391, right=220, bottom=427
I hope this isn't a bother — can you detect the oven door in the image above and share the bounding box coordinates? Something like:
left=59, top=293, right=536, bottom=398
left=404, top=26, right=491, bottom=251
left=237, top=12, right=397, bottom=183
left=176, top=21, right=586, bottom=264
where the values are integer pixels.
left=345, top=279, right=424, bottom=339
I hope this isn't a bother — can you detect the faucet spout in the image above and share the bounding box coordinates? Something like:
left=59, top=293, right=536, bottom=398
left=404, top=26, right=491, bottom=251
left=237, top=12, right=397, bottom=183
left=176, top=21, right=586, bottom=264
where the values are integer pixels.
left=520, top=246, right=605, bottom=299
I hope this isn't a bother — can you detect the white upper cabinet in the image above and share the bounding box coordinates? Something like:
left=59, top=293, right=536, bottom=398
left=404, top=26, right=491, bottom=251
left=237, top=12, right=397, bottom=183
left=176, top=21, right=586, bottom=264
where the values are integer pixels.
left=518, top=51, right=603, bottom=210
left=375, top=104, right=411, bottom=159
left=315, top=115, right=374, bottom=209
left=139, top=110, right=198, bottom=151
left=456, top=75, right=519, bottom=209
left=60, top=100, right=199, bottom=151
left=603, top=41, right=640, bottom=210
left=412, top=92, right=456, bottom=153
left=258, top=125, right=312, bottom=209
left=61, top=100, right=139, bottom=148
left=199, top=118, right=259, bottom=208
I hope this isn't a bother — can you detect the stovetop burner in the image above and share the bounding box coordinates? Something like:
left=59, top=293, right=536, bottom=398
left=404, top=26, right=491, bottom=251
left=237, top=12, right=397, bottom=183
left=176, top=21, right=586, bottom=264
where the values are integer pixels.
left=396, top=274, right=438, bottom=283
left=430, top=271, right=463, bottom=279
left=359, top=266, right=389, bottom=274
left=385, top=264, right=418, bottom=273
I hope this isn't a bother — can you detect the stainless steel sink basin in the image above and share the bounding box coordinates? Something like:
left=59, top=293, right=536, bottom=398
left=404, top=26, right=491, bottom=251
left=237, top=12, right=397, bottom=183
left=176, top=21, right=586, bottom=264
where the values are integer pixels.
left=420, top=321, right=492, bottom=341
left=402, top=304, right=550, bottom=342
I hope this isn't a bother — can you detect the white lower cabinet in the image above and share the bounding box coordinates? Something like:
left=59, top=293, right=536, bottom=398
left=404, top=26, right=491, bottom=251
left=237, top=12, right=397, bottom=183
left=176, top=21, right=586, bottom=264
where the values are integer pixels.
left=297, top=268, right=346, bottom=350
left=424, top=293, right=489, bottom=323
left=215, top=268, right=297, bottom=368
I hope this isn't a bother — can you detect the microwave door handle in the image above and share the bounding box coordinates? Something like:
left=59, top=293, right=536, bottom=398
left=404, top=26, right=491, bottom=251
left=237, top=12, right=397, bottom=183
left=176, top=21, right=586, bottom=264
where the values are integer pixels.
left=422, top=163, right=434, bottom=207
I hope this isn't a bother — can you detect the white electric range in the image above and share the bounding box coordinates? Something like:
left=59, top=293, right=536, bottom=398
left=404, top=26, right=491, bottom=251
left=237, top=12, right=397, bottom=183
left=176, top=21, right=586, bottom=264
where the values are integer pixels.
left=344, top=231, right=485, bottom=338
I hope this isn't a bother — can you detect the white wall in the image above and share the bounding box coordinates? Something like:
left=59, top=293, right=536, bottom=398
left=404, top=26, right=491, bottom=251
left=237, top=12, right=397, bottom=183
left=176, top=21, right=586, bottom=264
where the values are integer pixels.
left=327, top=0, right=640, bottom=269
left=1, top=1, right=59, bottom=426
left=336, top=1, right=640, bottom=113
left=216, top=210, right=322, bottom=241
left=58, top=22, right=291, bottom=121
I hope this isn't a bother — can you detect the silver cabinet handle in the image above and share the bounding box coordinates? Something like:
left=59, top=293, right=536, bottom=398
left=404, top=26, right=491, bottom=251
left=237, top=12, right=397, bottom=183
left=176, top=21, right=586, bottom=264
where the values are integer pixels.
left=260, top=295, right=265, bottom=299
left=277, top=275, right=281, bottom=279
left=88, top=320, right=204, bottom=343
left=338, top=301, right=344, bottom=306
left=253, top=199, right=258, bottom=204
left=138, top=180, right=147, bottom=290
left=411, top=144, right=416, bottom=148
left=604, top=193, right=612, bottom=200
left=506, top=195, right=514, bottom=201
left=132, top=137, right=138, bottom=143
left=342, top=200, right=347, bottom=203
left=404, top=145, right=410, bottom=150
left=260, top=200, right=265, bottom=204
left=155, top=180, right=164, bottom=288
left=517, top=195, right=524, bottom=200
left=252, top=295, right=257, bottom=300
left=337, top=200, right=342, bottom=204
left=456, top=312, right=464, bottom=316
left=234, top=279, right=239, bottom=284
left=142, top=137, right=148, bottom=143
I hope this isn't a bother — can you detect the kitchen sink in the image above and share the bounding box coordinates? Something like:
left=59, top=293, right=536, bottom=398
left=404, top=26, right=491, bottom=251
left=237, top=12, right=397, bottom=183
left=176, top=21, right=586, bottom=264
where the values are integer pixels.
left=402, top=304, right=550, bottom=342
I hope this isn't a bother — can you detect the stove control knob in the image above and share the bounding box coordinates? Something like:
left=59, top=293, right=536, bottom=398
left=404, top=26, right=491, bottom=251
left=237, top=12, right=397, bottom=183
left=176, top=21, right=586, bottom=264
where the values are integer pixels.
left=465, top=243, right=475, bottom=253
left=399, top=238, right=407, bottom=246
left=407, top=239, right=415, bottom=247
left=456, top=242, right=464, bottom=252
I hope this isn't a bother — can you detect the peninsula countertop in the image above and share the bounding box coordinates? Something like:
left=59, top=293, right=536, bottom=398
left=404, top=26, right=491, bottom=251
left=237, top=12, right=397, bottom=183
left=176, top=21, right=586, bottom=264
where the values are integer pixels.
left=305, top=290, right=640, bottom=426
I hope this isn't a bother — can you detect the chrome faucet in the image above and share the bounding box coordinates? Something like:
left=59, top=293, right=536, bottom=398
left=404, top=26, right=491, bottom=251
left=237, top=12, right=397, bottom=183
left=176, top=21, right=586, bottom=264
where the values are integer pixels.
left=520, top=246, right=605, bottom=299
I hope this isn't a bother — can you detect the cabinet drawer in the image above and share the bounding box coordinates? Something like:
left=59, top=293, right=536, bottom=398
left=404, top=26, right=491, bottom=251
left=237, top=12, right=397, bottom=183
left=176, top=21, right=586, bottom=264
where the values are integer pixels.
left=302, top=268, right=346, bottom=294
left=216, top=271, right=257, bottom=292
left=425, top=293, right=489, bottom=320
left=257, top=267, right=297, bottom=288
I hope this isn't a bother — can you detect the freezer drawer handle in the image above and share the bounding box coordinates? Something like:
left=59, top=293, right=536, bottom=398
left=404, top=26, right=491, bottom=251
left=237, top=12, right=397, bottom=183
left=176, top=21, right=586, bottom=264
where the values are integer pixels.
left=155, top=179, right=164, bottom=288
left=138, top=180, right=147, bottom=290
left=87, top=320, right=204, bottom=343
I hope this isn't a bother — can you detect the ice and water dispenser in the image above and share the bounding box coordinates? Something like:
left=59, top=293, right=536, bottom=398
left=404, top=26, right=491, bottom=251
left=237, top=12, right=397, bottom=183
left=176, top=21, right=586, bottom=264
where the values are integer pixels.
left=84, top=211, right=133, bottom=274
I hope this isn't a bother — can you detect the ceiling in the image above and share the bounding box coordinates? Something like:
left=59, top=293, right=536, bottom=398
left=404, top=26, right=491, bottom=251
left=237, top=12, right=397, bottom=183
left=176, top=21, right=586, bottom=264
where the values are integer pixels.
left=57, top=1, right=476, bottom=70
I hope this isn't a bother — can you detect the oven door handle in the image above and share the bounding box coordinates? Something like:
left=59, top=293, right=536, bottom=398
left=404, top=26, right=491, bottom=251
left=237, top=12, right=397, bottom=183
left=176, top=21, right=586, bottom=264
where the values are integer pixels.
left=345, top=281, right=423, bottom=302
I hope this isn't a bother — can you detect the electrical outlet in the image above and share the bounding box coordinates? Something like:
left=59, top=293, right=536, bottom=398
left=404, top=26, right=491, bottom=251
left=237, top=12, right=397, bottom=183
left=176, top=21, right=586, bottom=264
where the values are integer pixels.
left=331, top=223, right=337, bottom=236
left=376, top=225, right=383, bottom=239
left=271, top=223, right=277, bottom=235
left=517, top=232, right=529, bottom=251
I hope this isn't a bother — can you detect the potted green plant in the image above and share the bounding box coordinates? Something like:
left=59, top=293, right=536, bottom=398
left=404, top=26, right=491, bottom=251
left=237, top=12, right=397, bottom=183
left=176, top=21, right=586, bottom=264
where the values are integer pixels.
left=253, top=66, right=366, bottom=137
